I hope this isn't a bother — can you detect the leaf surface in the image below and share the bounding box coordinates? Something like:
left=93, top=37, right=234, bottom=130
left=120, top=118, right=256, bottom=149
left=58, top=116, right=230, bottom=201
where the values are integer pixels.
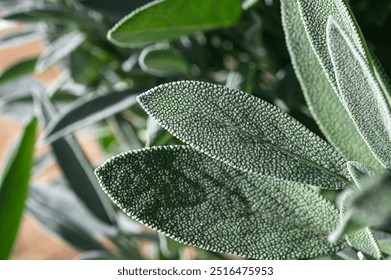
left=44, top=88, right=142, bottom=144
left=108, top=0, right=242, bottom=47
left=95, top=145, right=345, bottom=259
left=0, top=117, right=37, bottom=259
left=281, top=0, right=382, bottom=170
left=327, top=18, right=391, bottom=168
left=138, top=81, right=349, bottom=189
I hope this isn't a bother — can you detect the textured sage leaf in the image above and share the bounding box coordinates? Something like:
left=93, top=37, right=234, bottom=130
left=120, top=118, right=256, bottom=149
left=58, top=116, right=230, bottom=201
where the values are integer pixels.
left=327, top=18, right=391, bottom=169
left=36, top=31, right=85, bottom=73
left=44, top=88, right=143, bottom=144
left=0, top=116, right=37, bottom=259
left=138, top=80, right=349, bottom=189
left=139, top=45, right=190, bottom=77
left=372, top=54, right=391, bottom=107
left=297, top=0, right=371, bottom=85
left=281, top=0, right=381, bottom=170
left=34, top=91, right=117, bottom=225
left=337, top=191, right=381, bottom=259
left=0, top=57, right=37, bottom=84
left=108, top=0, right=242, bottom=48
left=95, top=145, right=345, bottom=259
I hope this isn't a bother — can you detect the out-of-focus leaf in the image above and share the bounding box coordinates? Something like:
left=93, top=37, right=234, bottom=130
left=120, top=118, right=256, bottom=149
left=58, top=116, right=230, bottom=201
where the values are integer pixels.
left=138, top=81, right=350, bottom=189
left=44, top=88, right=143, bottom=144
left=78, top=0, right=152, bottom=19
left=27, top=183, right=115, bottom=251
left=36, top=31, right=85, bottom=73
left=34, top=91, right=117, bottom=225
left=139, top=45, right=190, bottom=77
left=0, top=117, right=37, bottom=259
left=109, top=115, right=143, bottom=151
left=327, top=18, right=391, bottom=169
left=145, top=116, right=170, bottom=147
left=0, top=57, right=37, bottom=84
left=76, top=250, right=119, bottom=260
left=108, top=0, right=242, bottom=47
left=95, top=145, right=345, bottom=259
left=372, top=230, right=391, bottom=255
left=0, top=27, right=45, bottom=49
left=281, top=0, right=382, bottom=170
left=242, top=0, right=259, bottom=10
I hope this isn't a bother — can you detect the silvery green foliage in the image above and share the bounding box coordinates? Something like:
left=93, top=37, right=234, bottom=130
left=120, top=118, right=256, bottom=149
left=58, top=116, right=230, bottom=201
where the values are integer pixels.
left=327, top=18, right=391, bottom=169
left=280, top=0, right=381, bottom=170
left=138, top=81, right=349, bottom=190
left=95, top=145, right=345, bottom=259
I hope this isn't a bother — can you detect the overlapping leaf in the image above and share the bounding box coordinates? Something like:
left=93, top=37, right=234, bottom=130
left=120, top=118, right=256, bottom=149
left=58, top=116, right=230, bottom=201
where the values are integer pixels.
left=138, top=81, right=349, bottom=189
left=95, top=145, right=345, bottom=259
left=281, top=0, right=382, bottom=170
left=327, top=18, right=391, bottom=168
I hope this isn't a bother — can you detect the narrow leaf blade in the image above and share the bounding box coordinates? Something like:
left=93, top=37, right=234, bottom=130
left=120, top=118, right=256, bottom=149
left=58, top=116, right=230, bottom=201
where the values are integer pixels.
left=0, top=116, right=37, bottom=259
left=95, top=145, right=345, bottom=259
left=138, top=81, right=349, bottom=189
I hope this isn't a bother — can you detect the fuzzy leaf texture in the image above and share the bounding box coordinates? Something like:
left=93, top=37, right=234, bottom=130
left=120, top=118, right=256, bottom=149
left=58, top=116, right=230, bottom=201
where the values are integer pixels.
left=137, top=81, right=349, bottom=189
left=108, top=0, right=242, bottom=48
left=281, top=0, right=382, bottom=170
left=95, top=145, right=345, bottom=259
left=327, top=18, right=391, bottom=169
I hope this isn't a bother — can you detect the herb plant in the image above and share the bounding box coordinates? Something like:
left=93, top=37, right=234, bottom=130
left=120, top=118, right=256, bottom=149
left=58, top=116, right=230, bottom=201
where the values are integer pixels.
left=95, top=0, right=391, bottom=260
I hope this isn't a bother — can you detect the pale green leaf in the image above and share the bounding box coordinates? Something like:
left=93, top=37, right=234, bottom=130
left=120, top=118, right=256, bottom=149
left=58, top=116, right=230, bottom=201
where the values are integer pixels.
left=108, top=0, right=242, bottom=48
left=337, top=191, right=381, bottom=259
left=346, top=161, right=375, bottom=190
left=0, top=116, right=37, bottom=259
left=327, top=18, right=391, bottom=169
left=137, top=80, right=349, bottom=189
left=36, top=31, right=85, bottom=73
left=95, top=145, right=345, bottom=259
left=281, top=0, right=382, bottom=170
left=44, top=88, right=142, bottom=144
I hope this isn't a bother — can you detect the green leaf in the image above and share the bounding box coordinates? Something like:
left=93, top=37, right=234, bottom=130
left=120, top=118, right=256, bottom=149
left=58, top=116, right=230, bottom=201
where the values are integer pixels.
left=34, top=91, right=117, bottom=225
left=95, top=145, right=345, bottom=259
left=137, top=81, right=349, bottom=189
left=327, top=18, right=391, bottom=169
left=108, top=0, right=242, bottom=48
left=146, top=116, right=170, bottom=147
left=44, top=88, right=143, bottom=144
left=0, top=57, right=37, bottom=84
left=372, top=230, right=391, bottom=256
left=281, top=0, right=382, bottom=170
left=0, top=116, right=37, bottom=259
left=36, top=31, right=85, bottom=73
left=78, top=0, right=151, bottom=19
left=27, top=184, right=114, bottom=251
left=336, top=191, right=381, bottom=259
left=139, top=45, right=190, bottom=77
left=372, top=54, right=391, bottom=110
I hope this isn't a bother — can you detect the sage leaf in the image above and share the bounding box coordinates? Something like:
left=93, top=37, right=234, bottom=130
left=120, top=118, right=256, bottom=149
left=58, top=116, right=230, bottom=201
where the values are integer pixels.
left=137, top=80, right=349, bottom=189
left=281, top=0, right=381, bottom=170
left=0, top=57, right=37, bottom=84
left=372, top=230, right=391, bottom=256
left=336, top=191, right=381, bottom=259
left=107, top=0, right=242, bottom=48
left=44, top=88, right=143, bottom=144
left=327, top=18, right=391, bottom=169
left=95, top=145, right=345, bottom=259
left=0, top=116, right=37, bottom=259
left=34, top=91, right=117, bottom=225
left=36, top=31, right=85, bottom=73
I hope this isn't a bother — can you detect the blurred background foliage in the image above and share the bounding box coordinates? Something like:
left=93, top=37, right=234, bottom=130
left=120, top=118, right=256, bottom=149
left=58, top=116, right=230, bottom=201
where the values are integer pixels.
left=0, top=0, right=391, bottom=259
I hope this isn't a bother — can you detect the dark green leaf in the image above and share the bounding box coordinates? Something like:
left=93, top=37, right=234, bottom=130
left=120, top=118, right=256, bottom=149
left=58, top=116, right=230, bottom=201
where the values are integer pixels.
left=44, top=88, right=143, bottom=144
left=0, top=116, right=37, bottom=259
left=95, top=145, right=345, bottom=259
left=0, top=57, right=37, bottom=84
left=108, top=0, right=242, bottom=47
left=138, top=81, right=350, bottom=189
left=34, top=91, right=117, bottom=225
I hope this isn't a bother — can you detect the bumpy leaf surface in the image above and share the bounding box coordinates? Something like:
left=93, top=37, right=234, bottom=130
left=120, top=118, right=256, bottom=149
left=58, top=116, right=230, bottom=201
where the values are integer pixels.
left=281, top=0, right=381, bottom=170
left=138, top=80, right=349, bottom=189
left=95, top=145, right=345, bottom=259
left=327, top=19, right=391, bottom=168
